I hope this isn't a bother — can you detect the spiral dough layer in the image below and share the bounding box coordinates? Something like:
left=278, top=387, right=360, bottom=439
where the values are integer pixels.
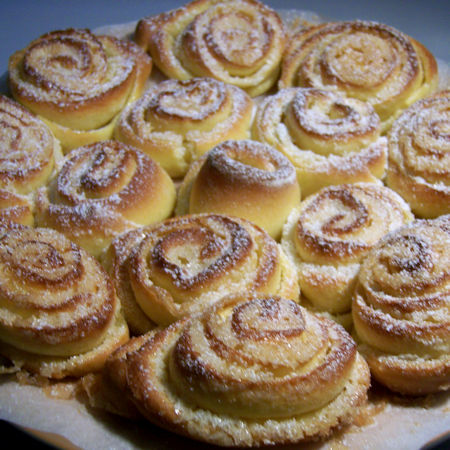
left=135, top=0, right=285, bottom=97
left=279, top=21, right=438, bottom=131
left=105, top=293, right=370, bottom=447
left=0, top=222, right=128, bottom=378
left=105, top=213, right=299, bottom=332
left=175, top=139, right=300, bottom=239
left=114, top=77, right=254, bottom=177
left=0, top=94, right=62, bottom=195
left=352, top=216, right=450, bottom=395
left=0, top=190, right=34, bottom=226
left=253, top=87, right=387, bottom=197
left=386, top=89, right=450, bottom=218
left=35, top=140, right=176, bottom=258
left=9, top=28, right=152, bottom=151
left=282, top=183, right=413, bottom=324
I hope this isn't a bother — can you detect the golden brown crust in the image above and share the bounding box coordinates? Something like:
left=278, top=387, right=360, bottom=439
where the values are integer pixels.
left=0, top=94, right=62, bottom=195
left=0, top=223, right=129, bottom=378
left=282, top=183, right=413, bottom=323
left=106, top=293, right=370, bottom=447
left=102, top=227, right=157, bottom=335
left=279, top=21, right=438, bottom=132
left=135, top=0, right=285, bottom=96
left=35, top=140, right=176, bottom=258
left=253, top=87, right=387, bottom=197
left=386, top=89, right=450, bottom=218
left=9, top=29, right=152, bottom=151
left=114, top=77, right=254, bottom=177
left=106, top=213, right=299, bottom=332
left=175, top=139, right=300, bottom=240
left=352, top=216, right=450, bottom=395
left=0, top=190, right=34, bottom=226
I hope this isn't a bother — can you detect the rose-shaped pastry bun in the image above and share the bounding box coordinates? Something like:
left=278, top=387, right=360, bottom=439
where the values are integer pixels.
left=279, top=21, right=438, bottom=132
left=114, top=77, right=253, bottom=177
left=104, top=213, right=299, bottom=333
left=253, top=88, right=387, bottom=197
left=386, top=89, right=450, bottom=218
left=352, top=216, right=450, bottom=395
left=0, top=222, right=128, bottom=378
left=175, top=140, right=300, bottom=240
left=282, top=183, right=413, bottom=328
left=35, top=140, right=175, bottom=258
left=9, top=28, right=152, bottom=151
left=104, top=292, right=370, bottom=447
left=135, top=0, right=285, bottom=97
left=0, top=94, right=62, bottom=194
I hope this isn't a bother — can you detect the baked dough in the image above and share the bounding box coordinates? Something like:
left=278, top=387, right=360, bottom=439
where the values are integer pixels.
left=175, top=139, right=300, bottom=240
left=104, top=213, right=299, bottom=333
left=135, top=0, right=286, bottom=96
left=279, top=20, right=438, bottom=132
left=9, top=28, right=152, bottom=151
left=0, top=190, right=34, bottom=226
left=0, top=94, right=62, bottom=195
left=114, top=77, right=254, bottom=177
left=0, top=221, right=129, bottom=379
left=35, top=140, right=176, bottom=258
left=352, top=215, right=450, bottom=395
left=386, top=89, right=450, bottom=218
left=282, top=183, right=413, bottom=328
left=104, top=292, right=370, bottom=447
left=253, top=87, right=387, bottom=197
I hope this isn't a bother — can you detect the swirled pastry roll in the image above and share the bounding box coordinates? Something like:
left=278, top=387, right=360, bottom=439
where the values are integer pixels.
left=282, top=183, right=413, bottom=328
left=114, top=77, right=253, bottom=178
left=135, top=0, right=285, bottom=97
left=105, top=293, right=370, bottom=447
left=0, top=222, right=129, bottom=379
left=0, top=94, right=62, bottom=195
left=279, top=21, right=438, bottom=132
left=175, top=140, right=300, bottom=240
left=9, top=28, right=152, bottom=152
left=104, top=213, right=299, bottom=333
left=253, top=87, right=387, bottom=197
left=386, top=90, right=450, bottom=218
left=35, top=140, right=176, bottom=258
left=352, top=216, right=450, bottom=395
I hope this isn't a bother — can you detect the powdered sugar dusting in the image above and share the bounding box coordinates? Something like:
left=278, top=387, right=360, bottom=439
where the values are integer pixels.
left=116, top=77, right=253, bottom=175
left=0, top=95, right=58, bottom=194
left=206, top=139, right=297, bottom=188
left=295, top=183, right=413, bottom=262
left=9, top=29, right=139, bottom=128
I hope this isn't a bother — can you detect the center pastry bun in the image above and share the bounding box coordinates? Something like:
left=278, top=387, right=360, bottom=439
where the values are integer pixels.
left=104, top=292, right=370, bottom=447
left=0, top=221, right=128, bottom=379
left=175, top=139, right=301, bottom=240
left=35, top=140, right=176, bottom=258
left=104, top=213, right=299, bottom=334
